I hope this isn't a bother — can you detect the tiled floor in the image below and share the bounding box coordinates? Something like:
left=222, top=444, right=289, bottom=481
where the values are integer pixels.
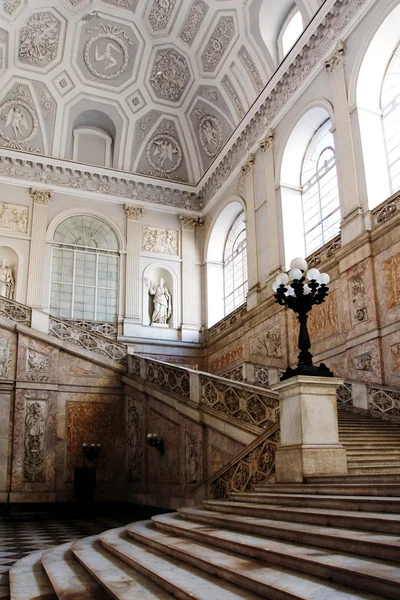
left=0, top=509, right=135, bottom=599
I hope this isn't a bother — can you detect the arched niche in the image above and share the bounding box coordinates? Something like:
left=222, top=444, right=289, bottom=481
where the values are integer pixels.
left=142, top=264, right=178, bottom=330
left=0, top=246, right=19, bottom=302
left=278, top=105, right=333, bottom=267
left=354, top=3, right=400, bottom=209
left=205, top=199, right=245, bottom=327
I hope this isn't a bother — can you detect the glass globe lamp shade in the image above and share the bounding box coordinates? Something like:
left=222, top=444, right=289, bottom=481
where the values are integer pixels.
left=276, top=273, right=289, bottom=286
left=290, top=257, right=308, bottom=271
left=272, top=280, right=279, bottom=292
left=319, top=272, right=330, bottom=285
left=303, top=284, right=311, bottom=295
left=285, top=285, right=295, bottom=297
left=306, top=268, right=320, bottom=281
left=289, top=268, right=303, bottom=281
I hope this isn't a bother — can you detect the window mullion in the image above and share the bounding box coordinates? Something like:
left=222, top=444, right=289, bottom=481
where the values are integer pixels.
left=71, top=250, right=76, bottom=318
left=95, top=253, right=99, bottom=320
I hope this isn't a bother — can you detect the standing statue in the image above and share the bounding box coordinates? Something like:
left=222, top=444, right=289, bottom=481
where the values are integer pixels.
left=0, top=258, right=14, bottom=300
left=148, top=278, right=172, bottom=325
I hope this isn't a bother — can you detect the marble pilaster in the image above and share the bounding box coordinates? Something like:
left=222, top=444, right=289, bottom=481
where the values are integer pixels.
left=26, top=189, right=52, bottom=309
left=242, top=155, right=259, bottom=310
left=124, top=205, right=143, bottom=325
left=180, top=216, right=199, bottom=333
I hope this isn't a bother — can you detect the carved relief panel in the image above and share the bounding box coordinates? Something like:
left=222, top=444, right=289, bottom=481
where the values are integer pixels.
left=18, top=11, right=64, bottom=70
left=126, top=396, right=143, bottom=482
left=179, top=1, right=208, bottom=46
left=384, top=252, right=400, bottom=309
left=26, top=348, right=50, bottom=382
left=250, top=326, right=282, bottom=359
left=190, top=100, right=233, bottom=171
left=349, top=273, right=368, bottom=324
left=0, top=336, right=12, bottom=378
left=0, top=84, right=44, bottom=153
left=185, top=420, right=203, bottom=486
left=23, top=400, right=46, bottom=482
left=142, top=226, right=178, bottom=255
left=201, top=16, right=235, bottom=73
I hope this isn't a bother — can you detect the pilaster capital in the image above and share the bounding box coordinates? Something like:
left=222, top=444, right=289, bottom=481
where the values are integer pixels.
left=124, top=204, right=143, bottom=221
left=241, top=154, right=255, bottom=175
left=260, top=129, right=275, bottom=152
left=324, top=40, right=346, bottom=73
left=179, top=215, right=199, bottom=231
left=30, top=188, right=52, bottom=205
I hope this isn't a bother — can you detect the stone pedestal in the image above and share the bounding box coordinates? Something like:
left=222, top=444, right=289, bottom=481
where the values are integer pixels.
left=272, top=376, right=347, bottom=483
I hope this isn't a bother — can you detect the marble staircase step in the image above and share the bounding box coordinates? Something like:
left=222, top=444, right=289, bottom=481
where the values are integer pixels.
left=347, top=458, right=400, bottom=465
left=9, top=551, right=57, bottom=600
left=151, top=512, right=400, bottom=599
left=251, top=483, right=400, bottom=496
left=203, top=500, right=400, bottom=533
left=347, top=466, right=400, bottom=475
left=306, top=474, right=400, bottom=484
left=177, top=506, right=400, bottom=561
left=127, top=519, right=387, bottom=600
left=231, top=492, right=400, bottom=512
left=345, top=450, right=400, bottom=456
left=71, top=533, right=173, bottom=600
left=100, top=526, right=264, bottom=600
left=41, top=542, right=107, bottom=600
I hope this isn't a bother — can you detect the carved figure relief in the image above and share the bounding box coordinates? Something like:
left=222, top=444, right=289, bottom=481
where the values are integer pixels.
left=149, top=0, right=176, bottom=31
left=350, top=274, right=368, bottom=323
left=146, top=134, right=182, bottom=173
left=148, top=278, right=172, bottom=325
left=150, top=49, right=190, bottom=101
left=354, top=352, right=373, bottom=372
left=180, top=2, right=207, bottom=45
left=202, top=17, right=235, bottom=73
left=0, top=337, right=11, bottom=378
left=84, top=24, right=130, bottom=80
left=19, top=13, right=61, bottom=66
left=197, top=112, right=222, bottom=157
left=0, top=87, right=38, bottom=150
left=391, top=343, right=400, bottom=374
left=0, top=258, right=14, bottom=299
left=250, top=327, right=282, bottom=358
left=384, top=253, right=400, bottom=309
left=186, top=433, right=199, bottom=484
left=143, top=226, right=178, bottom=255
left=26, top=348, right=49, bottom=382
left=127, top=397, right=143, bottom=482
left=23, top=400, right=46, bottom=481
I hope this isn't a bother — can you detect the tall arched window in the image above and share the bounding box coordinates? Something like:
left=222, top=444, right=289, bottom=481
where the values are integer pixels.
left=301, top=120, right=340, bottom=255
left=224, top=212, right=248, bottom=315
left=50, top=215, right=119, bottom=322
left=381, top=42, right=400, bottom=194
left=278, top=9, right=303, bottom=61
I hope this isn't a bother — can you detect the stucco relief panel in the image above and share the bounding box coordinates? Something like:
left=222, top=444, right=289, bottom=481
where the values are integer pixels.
left=250, top=326, right=282, bottom=359
left=201, top=16, right=235, bottom=73
left=67, top=402, right=115, bottom=482
left=149, top=47, right=191, bottom=103
left=179, top=1, right=208, bottom=46
left=142, top=226, right=178, bottom=256
left=18, top=11, right=63, bottom=69
left=0, top=84, right=44, bottom=153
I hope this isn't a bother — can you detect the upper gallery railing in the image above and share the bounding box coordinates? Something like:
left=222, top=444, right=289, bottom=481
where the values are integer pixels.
left=59, top=318, right=118, bottom=339
left=372, top=190, right=400, bottom=226
left=0, top=297, right=32, bottom=327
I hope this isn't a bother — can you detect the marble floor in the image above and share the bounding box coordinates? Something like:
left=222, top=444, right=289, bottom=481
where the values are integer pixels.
left=0, top=506, right=141, bottom=599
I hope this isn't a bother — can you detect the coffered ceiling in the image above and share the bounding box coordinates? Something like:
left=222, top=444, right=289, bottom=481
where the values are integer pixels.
left=0, top=0, right=320, bottom=190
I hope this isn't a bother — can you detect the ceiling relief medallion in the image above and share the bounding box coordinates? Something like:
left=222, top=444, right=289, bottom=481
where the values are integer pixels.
left=84, top=25, right=130, bottom=80
left=201, top=16, right=235, bottom=73
left=4, top=0, right=21, bottom=16
left=149, top=48, right=190, bottom=102
left=19, top=12, right=62, bottom=67
left=148, top=0, right=176, bottom=32
left=0, top=86, right=39, bottom=151
left=146, top=133, right=182, bottom=174
left=179, top=1, right=208, bottom=46
left=197, top=111, right=222, bottom=158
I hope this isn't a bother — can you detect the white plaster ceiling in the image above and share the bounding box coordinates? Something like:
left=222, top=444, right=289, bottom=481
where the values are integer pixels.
left=0, top=0, right=320, bottom=188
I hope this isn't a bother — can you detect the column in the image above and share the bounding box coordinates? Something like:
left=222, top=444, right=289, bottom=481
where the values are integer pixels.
left=259, top=130, right=284, bottom=279
left=324, top=41, right=365, bottom=244
left=180, top=216, right=199, bottom=338
left=124, top=205, right=143, bottom=329
left=26, top=188, right=52, bottom=308
left=242, top=154, right=259, bottom=310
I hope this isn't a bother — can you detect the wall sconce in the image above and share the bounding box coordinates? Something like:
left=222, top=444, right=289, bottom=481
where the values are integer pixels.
left=82, top=443, right=101, bottom=461
left=147, top=433, right=164, bottom=456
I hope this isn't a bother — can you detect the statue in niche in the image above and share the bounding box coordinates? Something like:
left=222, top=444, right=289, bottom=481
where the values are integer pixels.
left=0, top=258, right=14, bottom=300
left=148, top=278, right=172, bottom=325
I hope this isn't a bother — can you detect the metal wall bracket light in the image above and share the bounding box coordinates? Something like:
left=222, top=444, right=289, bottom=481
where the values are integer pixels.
left=147, top=433, right=164, bottom=456
left=273, top=257, right=334, bottom=381
left=82, top=443, right=101, bottom=461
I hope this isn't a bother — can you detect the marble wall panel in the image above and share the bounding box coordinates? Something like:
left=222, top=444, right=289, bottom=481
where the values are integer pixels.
left=126, top=394, right=144, bottom=483
left=17, top=334, right=59, bottom=383
left=148, top=408, right=180, bottom=485
left=382, top=330, right=400, bottom=387
left=375, top=241, right=400, bottom=328
left=57, top=352, right=121, bottom=388
left=184, top=419, right=203, bottom=487
left=209, top=345, right=244, bottom=374
left=206, top=428, right=244, bottom=480
left=345, top=339, right=382, bottom=384
left=0, top=327, right=16, bottom=381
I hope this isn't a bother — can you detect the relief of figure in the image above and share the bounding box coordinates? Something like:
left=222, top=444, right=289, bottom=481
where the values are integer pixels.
left=148, top=278, right=172, bottom=325
left=5, top=107, right=29, bottom=139
left=24, top=401, right=45, bottom=480
left=188, top=439, right=199, bottom=484
left=0, top=258, right=14, bottom=300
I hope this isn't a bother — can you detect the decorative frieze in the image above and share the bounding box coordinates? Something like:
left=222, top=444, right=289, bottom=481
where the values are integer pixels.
left=142, top=226, right=178, bottom=255
left=209, top=345, right=244, bottom=373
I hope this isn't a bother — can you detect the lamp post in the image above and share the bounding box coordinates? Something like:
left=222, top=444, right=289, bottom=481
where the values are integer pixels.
left=146, top=433, right=164, bottom=456
left=273, top=257, right=333, bottom=381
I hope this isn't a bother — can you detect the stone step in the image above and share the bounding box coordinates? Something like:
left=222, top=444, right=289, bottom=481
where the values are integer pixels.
left=151, top=512, right=400, bottom=599
left=178, top=506, right=400, bottom=562
left=251, top=483, right=400, bottom=496
left=342, top=442, right=400, bottom=447
left=127, top=520, right=387, bottom=600
left=41, top=542, right=107, bottom=600
left=307, top=475, right=400, bottom=484
left=231, top=492, right=400, bottom=513
left=9, top=550, right=57, bottom=600
left=100, top=526, right=263, bottom=599
left=347, top=459, right=400, bottom=466
left=71, top=533, right=173, bottom=599
left=345, top=450, right=400, bottom=456
left=339, top=435, right=400, bottom=440
left=203, top=500, right=400, bottom=534
left=347, top=466, right=400, bottom=474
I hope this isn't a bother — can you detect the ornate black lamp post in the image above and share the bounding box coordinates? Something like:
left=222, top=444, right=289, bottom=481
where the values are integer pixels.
left=82, top=443, right=101, bottom=461
left=273, top=257, right=333, bottom=381
left=147, top=433, right=164, bottom=456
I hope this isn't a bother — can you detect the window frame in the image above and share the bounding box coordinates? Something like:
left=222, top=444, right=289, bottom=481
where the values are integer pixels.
left=223, top=211, right=248, bottom=316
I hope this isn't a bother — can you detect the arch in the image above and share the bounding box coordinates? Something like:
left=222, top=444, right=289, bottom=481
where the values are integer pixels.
left=277, top=6, right=304, bottom=62
left=142, top=262, right=179, bottom=330
left=278, top=105, right=335, bottom=266
left=354, top=2, right=400, bottom=208
left=72, top=126, right=113, bottom=168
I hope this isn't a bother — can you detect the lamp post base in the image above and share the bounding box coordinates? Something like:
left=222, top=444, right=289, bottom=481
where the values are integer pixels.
left=281, top=362, right=334, bottom=381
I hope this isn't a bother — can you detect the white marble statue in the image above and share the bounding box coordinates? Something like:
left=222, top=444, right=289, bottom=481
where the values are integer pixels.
left=0, top=258, right=14, bottom=300
left=148, top=278, right=172, bottom=325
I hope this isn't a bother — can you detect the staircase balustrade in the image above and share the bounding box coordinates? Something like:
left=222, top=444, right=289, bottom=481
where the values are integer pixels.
left=59, top=318, right=118, bottom=339
left=0, top=297, right=32, bottom=326
left=368, top=385, right=400, bottom=419
left=372, top=190, right=400, bottom=226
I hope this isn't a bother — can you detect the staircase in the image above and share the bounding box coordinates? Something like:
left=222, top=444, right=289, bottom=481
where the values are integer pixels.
left=338, top=410, right=400, bottom=474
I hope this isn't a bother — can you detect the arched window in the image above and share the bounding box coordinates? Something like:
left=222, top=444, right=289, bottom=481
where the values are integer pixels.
left=73, top=126, right=113, bottom=168
left=50, top=215, right=119, bottom=322
left=301, top=120, right=340, bottom=255
left=381, top=42, right=400, bottom=193
left=278, top=9, right=303, bottom=60
left=223, top=212, right=248, bottom=315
